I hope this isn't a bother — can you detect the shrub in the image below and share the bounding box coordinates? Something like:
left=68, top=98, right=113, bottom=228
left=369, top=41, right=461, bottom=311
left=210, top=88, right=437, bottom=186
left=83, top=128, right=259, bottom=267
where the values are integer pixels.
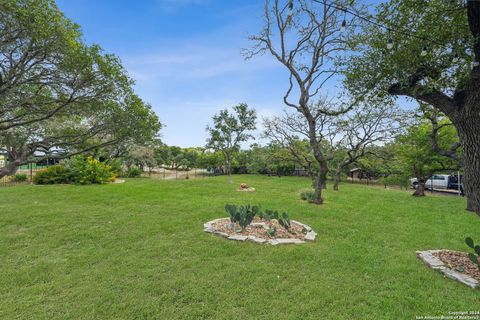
left=12, top=173, right=28, bottom=182
left=65, top=156, right=116, bottom=185
left=299, top=189, right=315, bottom=203
left=126, top=166, right=142, bottom=178
left=108, top=159, right=122, bottom=176
left=380, top=174, right=411, bottom=189
left=33, top=165, right=71, bottom=185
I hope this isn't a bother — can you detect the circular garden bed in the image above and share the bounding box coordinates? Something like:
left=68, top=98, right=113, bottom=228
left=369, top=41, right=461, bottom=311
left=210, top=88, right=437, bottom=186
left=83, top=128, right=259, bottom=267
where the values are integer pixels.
left=236, top=183, right=256, bottom=192
left=204, top=217, right=316, bottom=245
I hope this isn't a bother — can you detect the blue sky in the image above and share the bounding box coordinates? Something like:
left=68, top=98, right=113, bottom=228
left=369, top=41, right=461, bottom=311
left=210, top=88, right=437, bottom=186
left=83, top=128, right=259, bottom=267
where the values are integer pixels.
left=54, top=0, right=352, bottom=147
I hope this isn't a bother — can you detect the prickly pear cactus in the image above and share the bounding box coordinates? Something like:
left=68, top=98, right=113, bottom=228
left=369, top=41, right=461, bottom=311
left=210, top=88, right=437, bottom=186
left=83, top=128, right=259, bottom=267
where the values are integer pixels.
left=278, top=212, right=291, bottom=230
left=465, top=237, right=480, bottom=271
left=267, top=226, right=276, bottom=237
left=225, top=204, right=258, bottom=231
left=225, top=204, right=239, bottom=223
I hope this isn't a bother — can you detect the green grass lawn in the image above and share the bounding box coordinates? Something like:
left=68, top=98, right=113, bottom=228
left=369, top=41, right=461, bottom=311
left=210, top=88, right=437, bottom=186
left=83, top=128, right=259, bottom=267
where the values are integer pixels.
left=1, top=175, right=479, bottom=319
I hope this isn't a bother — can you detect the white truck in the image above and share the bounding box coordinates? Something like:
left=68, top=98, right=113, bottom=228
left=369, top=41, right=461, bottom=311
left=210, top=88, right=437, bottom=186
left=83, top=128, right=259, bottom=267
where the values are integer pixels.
left=411, top=174, right=464, bottom=194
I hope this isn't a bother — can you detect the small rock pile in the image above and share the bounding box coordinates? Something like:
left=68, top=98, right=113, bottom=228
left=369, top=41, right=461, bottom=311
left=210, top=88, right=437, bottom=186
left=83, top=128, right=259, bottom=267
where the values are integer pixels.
left=238, top=183, right=256, bottom=192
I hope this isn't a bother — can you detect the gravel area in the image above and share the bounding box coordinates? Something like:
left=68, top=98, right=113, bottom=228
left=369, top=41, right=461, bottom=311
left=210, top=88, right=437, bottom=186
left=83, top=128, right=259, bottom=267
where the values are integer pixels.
left=212, top=217, right=306, bottom=240
left=433, top=250, right=480, bottom=281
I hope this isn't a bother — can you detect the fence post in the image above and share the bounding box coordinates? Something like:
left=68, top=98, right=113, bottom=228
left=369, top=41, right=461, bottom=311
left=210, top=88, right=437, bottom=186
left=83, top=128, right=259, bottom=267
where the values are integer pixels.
left=30, top=162, right=33, bottom=184
left=175, top=169, right=178, bottom=180
left=163, top=167, right=166, bottom=180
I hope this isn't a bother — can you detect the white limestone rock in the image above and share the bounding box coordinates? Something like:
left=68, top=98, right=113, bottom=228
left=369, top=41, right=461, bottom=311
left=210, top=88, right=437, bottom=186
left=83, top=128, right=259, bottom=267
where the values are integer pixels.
left=416, top=250, right=478, bottom=289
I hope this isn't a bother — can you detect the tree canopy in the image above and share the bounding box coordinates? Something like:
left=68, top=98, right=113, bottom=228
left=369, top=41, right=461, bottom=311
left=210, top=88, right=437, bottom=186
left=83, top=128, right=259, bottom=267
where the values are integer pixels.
left=0, top=0, right=161, bottom=178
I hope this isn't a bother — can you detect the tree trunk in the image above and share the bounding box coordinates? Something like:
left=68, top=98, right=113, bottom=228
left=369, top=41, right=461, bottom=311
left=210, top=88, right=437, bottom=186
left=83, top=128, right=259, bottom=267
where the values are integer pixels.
left=311, top=171, right=324, bottom=204
left=0, top=147, right=32, bottom=179
left=412, top=180, right=426, bottom=197
left=333, top=169, right=341, bottom=191
left=306, top=116, right=329, bottom=204
left=0, top=161, right=20, bottom=179
left=455, top=111, right=480, bottom=214
left=226, top=158, right=233, bottom=184
left=320, top=159, right=328, bottom=190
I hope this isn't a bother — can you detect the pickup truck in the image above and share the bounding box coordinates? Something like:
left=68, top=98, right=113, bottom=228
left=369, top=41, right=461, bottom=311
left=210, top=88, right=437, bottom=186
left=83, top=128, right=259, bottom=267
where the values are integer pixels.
left=411, top=174, right=464, bottom=194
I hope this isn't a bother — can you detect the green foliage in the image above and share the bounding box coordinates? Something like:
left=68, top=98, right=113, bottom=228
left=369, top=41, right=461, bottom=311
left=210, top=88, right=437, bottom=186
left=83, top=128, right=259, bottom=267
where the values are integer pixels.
left=394, top=118, right=460, bottom=180
left=345, top=0, right=472, bottom=101
left=196, top=150, right=224, bottom=172
left=278, top=212, right=291, bottom=230
left=379, top=174, right=411, bottom=189
left=126, top=166, right=142, bottom=178
left=64, top=156, right=116, bottom=185
left=239, top=144, right=296, bottom=176
left=266, top=226, right=276, bottom=237
left=206, top=104, right=257, bottom=176
left=33, top=165, right=71, bottom=185
left=123, top=144, right=157, bottom=171
left=0, top=0, right=162, bottom=176
left=108, top=159, right=122, bottom=176
left=155, top=145, right=202, bottom=170
left=465, top=237, right=480, bottom=271
left=259, top=209, right=279, bottom=221
left=225, top=204, right=259, bottom=230
left=12, top=173, right=28, bottom=182
left=300, top=189, right=315, bottom=203
left=232, top=206, right=290, bottom=231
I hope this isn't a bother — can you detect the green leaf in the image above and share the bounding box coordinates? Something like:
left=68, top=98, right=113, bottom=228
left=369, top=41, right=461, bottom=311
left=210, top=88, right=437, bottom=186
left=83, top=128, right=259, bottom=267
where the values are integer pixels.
left=468, top=253, right=479, bottom=265
left=475, top=245, right=480, bottom=256
left=466, top=237, right=475, bottom=249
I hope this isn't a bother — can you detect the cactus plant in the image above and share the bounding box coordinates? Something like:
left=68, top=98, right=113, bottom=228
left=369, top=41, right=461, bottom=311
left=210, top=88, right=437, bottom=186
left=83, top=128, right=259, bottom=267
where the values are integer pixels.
left=225, top=204, right=259, bottom=231
left=225, top=204, right=239, bottom=223
left=259, top=209, right=279, bottom=221
left=267, top=226, right=276, bottom=237
left=278, top=212, right=291, bottom=230
left=465, top=237, right=480, bottom=271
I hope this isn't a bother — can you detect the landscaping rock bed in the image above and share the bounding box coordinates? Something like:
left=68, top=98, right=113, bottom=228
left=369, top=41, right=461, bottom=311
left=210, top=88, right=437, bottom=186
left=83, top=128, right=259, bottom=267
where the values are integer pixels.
left=416, top=250, right=479, bottom=289
left=236, top=183, right=256, bottom=192
left=237, top=188, right=256, bottom=192
left=204, top=217, right=316, bottom=245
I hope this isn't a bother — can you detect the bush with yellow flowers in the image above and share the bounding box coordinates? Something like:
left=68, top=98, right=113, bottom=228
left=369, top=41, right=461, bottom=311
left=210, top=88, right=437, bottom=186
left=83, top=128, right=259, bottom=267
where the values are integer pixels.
left=63, top=156, right=117, bottom=185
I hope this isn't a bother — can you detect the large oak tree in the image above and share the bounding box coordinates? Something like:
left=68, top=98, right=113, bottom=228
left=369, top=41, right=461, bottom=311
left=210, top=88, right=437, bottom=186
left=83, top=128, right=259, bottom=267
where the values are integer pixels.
left=345, top=0, right=480, bottom=214
left=0, top=0, right=161, bottom=177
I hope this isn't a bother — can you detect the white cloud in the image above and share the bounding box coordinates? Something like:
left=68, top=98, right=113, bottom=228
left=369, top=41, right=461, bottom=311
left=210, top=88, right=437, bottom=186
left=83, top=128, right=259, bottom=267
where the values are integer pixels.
left=124, top=45, right=278, bottom=82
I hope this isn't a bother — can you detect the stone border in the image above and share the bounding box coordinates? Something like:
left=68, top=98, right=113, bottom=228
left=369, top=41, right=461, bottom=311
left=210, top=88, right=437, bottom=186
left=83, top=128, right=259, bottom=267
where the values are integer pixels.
left=236, top=188, right=256, bottom=192
left=416, top=250, right=479, bottom=289
left=203, top=218, right=317, bottom=245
